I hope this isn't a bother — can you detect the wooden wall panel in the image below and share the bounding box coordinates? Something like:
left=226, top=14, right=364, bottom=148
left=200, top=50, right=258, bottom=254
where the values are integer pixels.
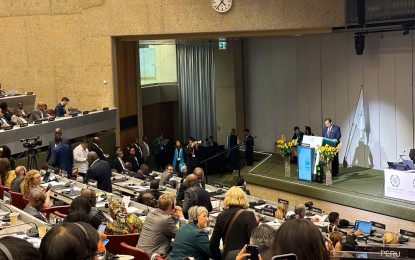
left=115, top=39, right=139, bottom=148
left=142, top=101, right=176, bottom=143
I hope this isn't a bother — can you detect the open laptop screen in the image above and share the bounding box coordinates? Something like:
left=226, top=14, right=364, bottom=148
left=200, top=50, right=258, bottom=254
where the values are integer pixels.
left=354, top=220, right=372, bottom=235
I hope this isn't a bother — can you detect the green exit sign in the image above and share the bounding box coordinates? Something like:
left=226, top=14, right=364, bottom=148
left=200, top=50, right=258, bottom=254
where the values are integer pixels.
left=218, top=41, right=227, bottom=50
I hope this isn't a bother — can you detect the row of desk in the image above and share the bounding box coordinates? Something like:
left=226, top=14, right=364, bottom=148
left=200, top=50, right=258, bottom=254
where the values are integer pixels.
left=2, top=168, right=414, bottom=258
left=2, top=108, right=117, bottom=154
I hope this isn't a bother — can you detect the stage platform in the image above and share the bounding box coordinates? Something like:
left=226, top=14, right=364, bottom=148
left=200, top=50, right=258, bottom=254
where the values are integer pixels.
left=235, top=152, right=415, bottom=222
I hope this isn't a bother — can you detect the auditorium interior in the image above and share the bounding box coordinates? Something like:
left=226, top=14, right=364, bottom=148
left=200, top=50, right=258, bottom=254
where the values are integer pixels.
left=1, top=0, right=415, bottom=258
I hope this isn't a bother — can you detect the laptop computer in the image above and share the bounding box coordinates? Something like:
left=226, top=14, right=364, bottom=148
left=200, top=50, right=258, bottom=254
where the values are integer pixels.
left=354, top=220, right=372, bottom=236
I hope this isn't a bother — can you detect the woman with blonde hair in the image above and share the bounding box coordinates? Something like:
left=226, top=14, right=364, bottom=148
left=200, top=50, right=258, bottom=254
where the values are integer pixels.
left=383, top=232, right=399, bottom=244
left=20, top=170, right=51, bottom=207
left=274, top=202, right=287, bottom=220
left=210, top=186, right=258, bottom=259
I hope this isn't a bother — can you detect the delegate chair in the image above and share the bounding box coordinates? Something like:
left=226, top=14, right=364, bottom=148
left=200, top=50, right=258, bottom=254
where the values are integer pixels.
left=9, top=191, right=28, bottom=210
left=0, top=186, right=10, bottom=200
left=105, top=233, right=141, bottom=255
left=41, top=205, right=70, bottom=220
left=119, top=242, right=150, bottom=260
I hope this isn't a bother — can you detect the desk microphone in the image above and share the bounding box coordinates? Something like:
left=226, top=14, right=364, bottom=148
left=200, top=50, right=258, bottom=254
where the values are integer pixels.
left=0, top=199, right=12, bottom=222
left=399, top=150, right=406, bottom=162
left=0, top=222, right=39, bottom=237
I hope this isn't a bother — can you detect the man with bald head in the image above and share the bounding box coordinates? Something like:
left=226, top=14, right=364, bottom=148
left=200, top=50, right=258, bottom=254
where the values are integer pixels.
left=10, top=166, right=26, bottom=192
left=29, top=102, right=49, bottom=122
left=89, top=136, right=108, bottom=161
left=86, top=151, right=112, bottom=192
left=46, top=128, right=71, bottom=163
left=193, top=167, right=206, bottom=189
left=182, top=174, right=212, bottom=218
left=23, top=188, right=48, bottom=222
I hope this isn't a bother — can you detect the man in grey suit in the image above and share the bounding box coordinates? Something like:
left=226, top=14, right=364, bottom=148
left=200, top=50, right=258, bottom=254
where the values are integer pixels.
left=139, top=136, right=150, bottom=164
left=136, top=193, right=185, bottom=256
left=29, top=102, right=49, bottom=122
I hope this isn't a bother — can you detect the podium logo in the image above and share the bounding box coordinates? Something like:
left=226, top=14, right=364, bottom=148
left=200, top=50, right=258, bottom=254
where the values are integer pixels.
left=390, top=175, right=400, bottom=188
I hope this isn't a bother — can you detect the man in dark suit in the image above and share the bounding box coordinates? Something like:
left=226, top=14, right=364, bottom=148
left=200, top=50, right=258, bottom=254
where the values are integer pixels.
left=86, top=151, right=112, bottom=192
left=50, top=143, right=73, bottom=178
left=322, top=118, right=341, bottom=176
left=182, top=174, right=212, bottom=219
left=113, top=146, right=125, bottom=173
left=46, top=128, right=71, bottom=163
left=244, top=129, right=254, bottom=166
left=90, top=136, right=108, bottom=161
left=29, top=102, right=49, bottom=122
left=126, top=146, right=140, bottom=172
left=54, top=96, right=69, bottom=117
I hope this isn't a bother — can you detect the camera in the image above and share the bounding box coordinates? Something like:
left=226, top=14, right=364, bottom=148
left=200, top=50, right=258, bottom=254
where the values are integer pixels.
left=21, top=136, right=42, bottom=149
left=305, top=201, right=313, bottom=209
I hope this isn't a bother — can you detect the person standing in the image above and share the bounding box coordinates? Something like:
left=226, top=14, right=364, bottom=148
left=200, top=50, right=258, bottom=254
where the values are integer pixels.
left=89, top=136, right=108, bottom=161
left=46, top=128, right=71, bottom=163
left=153, top=133, right=166, bottom=170
left=172, top=140, right=185, bottom=174
left=86, top=151, right=112, bottom=192
left=73, top=138, right=89, bottom=179
left=140, top=136, right=150, bottom=164
left=244, top=129, right=254, bottom=166
left=322, top=118, right=341, bottom=177
left=184, top=137, right=200, bottom=174
left=227, top=129, right=239, bottom=172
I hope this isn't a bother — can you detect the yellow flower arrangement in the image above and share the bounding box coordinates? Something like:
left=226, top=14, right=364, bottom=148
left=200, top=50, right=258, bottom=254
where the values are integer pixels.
left=317, top=144, right=339, bottom=164
left=276, top=135, right=295, bottom=158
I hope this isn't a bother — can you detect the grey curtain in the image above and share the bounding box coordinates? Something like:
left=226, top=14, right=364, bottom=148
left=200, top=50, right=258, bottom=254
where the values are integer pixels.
left=176, top=40, right=215, bottom=142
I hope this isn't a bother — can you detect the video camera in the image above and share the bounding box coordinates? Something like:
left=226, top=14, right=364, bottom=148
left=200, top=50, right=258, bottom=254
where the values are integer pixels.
left=21, top=136, right=42, bottom=149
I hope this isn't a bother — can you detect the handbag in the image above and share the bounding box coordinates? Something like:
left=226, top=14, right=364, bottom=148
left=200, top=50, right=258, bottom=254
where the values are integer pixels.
left=223, top=209, right=243, bottom=258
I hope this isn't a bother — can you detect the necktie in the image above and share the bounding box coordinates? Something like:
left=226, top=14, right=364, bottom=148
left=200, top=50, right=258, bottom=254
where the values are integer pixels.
left=327, top=127, right=331, bottom=137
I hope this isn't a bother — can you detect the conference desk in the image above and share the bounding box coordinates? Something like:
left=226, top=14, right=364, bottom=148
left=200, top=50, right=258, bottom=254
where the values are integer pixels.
left=384, top=168, right=415, bottom=203
left=0, top=93, right=36, bottom=113
left=1, top=108, right=117, bottom=154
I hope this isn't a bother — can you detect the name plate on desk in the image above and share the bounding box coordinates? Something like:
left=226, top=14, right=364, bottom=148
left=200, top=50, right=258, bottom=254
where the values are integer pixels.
left=400, top=229, right=415, bottom=238
left=372, top=221, right=386, bottom=230
left=310, top=207, right=322, bottom=214
left=19, top=123, right=28, bottom=127
left=260, top=207, right=276, bottom=217
left=277, top=198, right=289, bottom=205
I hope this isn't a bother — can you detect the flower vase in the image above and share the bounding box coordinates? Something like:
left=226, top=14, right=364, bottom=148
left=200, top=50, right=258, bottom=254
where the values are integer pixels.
left=325, top=161, right=332, bottom=186
left=284, top=156, right=291, bottom=178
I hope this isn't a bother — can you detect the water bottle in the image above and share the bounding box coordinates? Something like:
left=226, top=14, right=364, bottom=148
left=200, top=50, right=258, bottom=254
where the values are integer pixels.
left=69, top=182, right=75, bottom=195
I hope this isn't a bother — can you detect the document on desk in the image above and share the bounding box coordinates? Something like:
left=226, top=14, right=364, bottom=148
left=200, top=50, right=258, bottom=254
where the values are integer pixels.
left=40, top=181, right=67, bottom=188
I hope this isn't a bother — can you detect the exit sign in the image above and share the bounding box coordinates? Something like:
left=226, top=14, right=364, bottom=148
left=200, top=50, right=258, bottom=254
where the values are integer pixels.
left=218, top=41, right=227, bottom=50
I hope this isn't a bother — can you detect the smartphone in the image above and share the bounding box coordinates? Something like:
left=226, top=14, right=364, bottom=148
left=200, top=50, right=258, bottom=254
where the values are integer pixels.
left=246, top=245, right=259, bottom=260
left=97, top=224, right=106, bottom=232
left=101, top=239, right=109, bottom=247
left=45, top=183, right=52, bottom=192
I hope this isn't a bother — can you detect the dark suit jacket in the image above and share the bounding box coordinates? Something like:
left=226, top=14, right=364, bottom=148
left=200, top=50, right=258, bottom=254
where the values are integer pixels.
left=113, top=157, right=125, bottom=173
left=245, top=134, right=254, bottom=150
left=127, top=155, right=140, bottom=172
left=182, top=185, right=213, bottom=219
left=50, top=143, right=73, bottom=176
left=322, top=124, right=341, bottom=142
left=90, top=143, right=106, bottom=160
left=86, top=159, right=112, bottom=192
left=46, top=138, right=70, bottom=163
left=210, top=206, right=258, bottom=260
